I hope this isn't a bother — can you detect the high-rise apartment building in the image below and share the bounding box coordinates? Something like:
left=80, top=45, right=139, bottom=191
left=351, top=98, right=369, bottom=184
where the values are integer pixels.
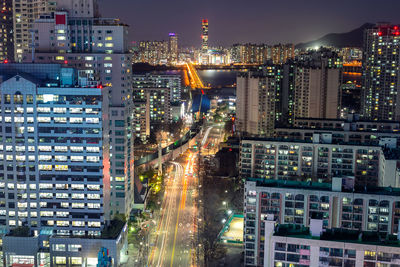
left=132, top=87, right=171, bottom=127
left=240, top=135, right=400, bottom=187
left=230, top=43, right=295, bottom=64
left=294, top=59, right=342, bottom=119
left=362, top=23, right=400, bottom=121
left=236, top=66, right=282, bottom=136
left=168, top=32, right=178, bottom=64
left=244, top=179, right=400, bottom=266
left=132, top=73, right=182, bottom=103
left=133, top=40, right=168, bottom=65
left=12, top=0, right=56, bottom=62
left=0, top=63, right=127, bottom=266
left=0, top=0, right=13, bottom=62
left=271, top=43, right=295, bottom=64
left=27, top=2, right=135, bottom=218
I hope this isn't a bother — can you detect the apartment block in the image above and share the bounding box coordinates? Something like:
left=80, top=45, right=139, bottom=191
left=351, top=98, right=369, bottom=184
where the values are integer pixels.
left=0, top=0, right=13, bottom=62
left=240, top=136, right=400, bottom=187
left=244, top=179, right=400, bottom=266
left=0, top=63, right=128, bottom=266
left=362, top=23, right=400, bottom=121
left=25, top=3, right=135, bottom=218
left=13, top=0, right=56, bottom=62
left=263, top=218, right=400, bottom=267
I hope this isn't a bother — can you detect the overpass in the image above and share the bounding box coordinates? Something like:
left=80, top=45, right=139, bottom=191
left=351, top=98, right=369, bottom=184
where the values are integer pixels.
left=185, top=62, right=207, bottom=89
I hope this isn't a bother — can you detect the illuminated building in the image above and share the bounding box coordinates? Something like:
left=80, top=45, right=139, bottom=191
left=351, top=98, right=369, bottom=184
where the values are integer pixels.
left=230, top=43, right=294, bottom=64
left=201, top=19, right=209, bottom=64
left=28, top=1, right=135, bottom=218
left=132, top=78, right=172, bottom=128
left=362, top=23, right=400, bottom=121
left=134, top=40, right=168, bottom=65
left=201, top=19, right=208, bottom=53
left=0, top=63, right=127, bottom=266
left=12, top=0, right=56, bottom=62
left=168, top=32, right=178, bottom=65
left=0, top=0, right=13, bottom=62
left=132, top=73, right=181, bottom=103
left=236, top=66, right=283, bottom=136
left=244, top=179, right=400, bottom=266
left=237, top=51, right=343, bottom=136
left=271, top=43, right=295, bottom=64
left=294, top=59, right=341, bottom=119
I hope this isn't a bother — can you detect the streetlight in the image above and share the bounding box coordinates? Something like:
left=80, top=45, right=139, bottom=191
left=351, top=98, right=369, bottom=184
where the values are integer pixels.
left=222, top=218, right=226, bottom=223
left=227, top=210, right=232, bottom=215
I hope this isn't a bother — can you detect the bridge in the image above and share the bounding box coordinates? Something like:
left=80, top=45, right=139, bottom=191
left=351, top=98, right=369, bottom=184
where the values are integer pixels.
left=185, top=62, right=207, bottom=89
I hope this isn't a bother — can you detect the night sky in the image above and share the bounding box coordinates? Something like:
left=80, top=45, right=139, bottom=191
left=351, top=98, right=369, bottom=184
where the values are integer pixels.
left=98, top=0, right=400, bottom=47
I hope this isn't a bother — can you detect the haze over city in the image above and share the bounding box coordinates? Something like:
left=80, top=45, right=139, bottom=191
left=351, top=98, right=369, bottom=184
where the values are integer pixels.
left=99, top=0, right=400, bottom=46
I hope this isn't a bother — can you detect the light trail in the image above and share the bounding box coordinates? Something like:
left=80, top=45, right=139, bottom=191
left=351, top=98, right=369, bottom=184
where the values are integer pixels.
left=185, top=62, right=206, bottom=89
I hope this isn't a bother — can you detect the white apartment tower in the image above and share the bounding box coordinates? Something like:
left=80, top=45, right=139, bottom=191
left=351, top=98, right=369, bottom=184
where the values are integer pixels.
left=25, top=0, right=135, bottom=218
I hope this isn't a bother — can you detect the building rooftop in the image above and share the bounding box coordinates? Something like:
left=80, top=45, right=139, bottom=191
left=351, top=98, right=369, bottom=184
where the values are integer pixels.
left=241, top=136, right=383, bottom=148
left=274, top=223, right=400, bottom=247
left=247, top=177, right=400, bottom=197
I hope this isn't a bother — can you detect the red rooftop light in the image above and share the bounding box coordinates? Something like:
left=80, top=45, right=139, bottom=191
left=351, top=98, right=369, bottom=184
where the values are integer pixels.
left=64, top=60, right=68, bottom=64
left=4, top=59, right=8, bottom=64
left=378, top=31, right=382, bottom=36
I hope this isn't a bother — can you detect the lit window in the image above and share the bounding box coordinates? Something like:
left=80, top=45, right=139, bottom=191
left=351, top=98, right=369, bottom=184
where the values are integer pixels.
left=55, top=165, right=68, bottom=171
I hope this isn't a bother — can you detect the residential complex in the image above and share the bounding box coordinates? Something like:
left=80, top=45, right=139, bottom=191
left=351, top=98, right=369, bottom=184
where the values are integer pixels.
left=276, top=116, right=400, bottom=145
left=362, top=23, right=400, bottom=121
left=133, top=40, right=169, bottom=65
left=132, top=73, right=182, bottom=103
left=264, top=218, right=400, bottom=267
left=0, top=0, right=13, bottom=62
left=236, top=50, right=343, bottom=136
left=240, top=136, right=400, bottom=188
left=230, top=43, right=294, bottom=65
left=0, top=63, right=127, bottom=266
left=244, top=179, right=400, bottom=266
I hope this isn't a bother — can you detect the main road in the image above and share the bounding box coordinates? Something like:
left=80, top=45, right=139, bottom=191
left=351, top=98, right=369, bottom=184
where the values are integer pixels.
left=148, top=152, right=199, bottom=267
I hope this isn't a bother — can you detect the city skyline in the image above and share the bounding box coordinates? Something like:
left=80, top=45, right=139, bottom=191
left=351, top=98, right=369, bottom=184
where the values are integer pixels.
left=99, top=0, right=400, bottom=46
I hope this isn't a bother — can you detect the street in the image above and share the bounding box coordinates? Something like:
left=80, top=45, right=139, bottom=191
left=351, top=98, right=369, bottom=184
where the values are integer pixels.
left=148, top=153, right=199, bottom=267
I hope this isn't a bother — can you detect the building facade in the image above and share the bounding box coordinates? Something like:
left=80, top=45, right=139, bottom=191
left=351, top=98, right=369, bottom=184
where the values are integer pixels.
left=0, top=64, right=129, bottom=266
left=12, top=0, right=56, bottom=62
left=25, top=2, right=135, bottom=218
left=240, top=136, right=400, bottom=187
left=362, top=23, right=400, bottom=121
left=0, top=0, right=13, bottom=62
left=245, top=179, right=400, bottom=266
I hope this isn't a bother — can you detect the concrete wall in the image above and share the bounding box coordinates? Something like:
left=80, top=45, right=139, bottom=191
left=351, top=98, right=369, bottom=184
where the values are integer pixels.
left=140, top=132, right=199, bottom=170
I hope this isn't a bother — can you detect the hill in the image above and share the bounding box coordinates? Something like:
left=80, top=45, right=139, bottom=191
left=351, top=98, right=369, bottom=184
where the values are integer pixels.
left=296, top=23, right=374, bottom=49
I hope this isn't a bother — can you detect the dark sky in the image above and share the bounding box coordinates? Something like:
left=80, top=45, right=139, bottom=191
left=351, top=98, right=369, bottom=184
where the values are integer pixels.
left=98, top=0, right=400, bottom=47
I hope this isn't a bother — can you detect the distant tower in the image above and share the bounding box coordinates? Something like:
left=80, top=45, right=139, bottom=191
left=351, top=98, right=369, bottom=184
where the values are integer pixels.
left=168, top=32, right=178, bottom=64
left=201, top=19, right=209, bottom=53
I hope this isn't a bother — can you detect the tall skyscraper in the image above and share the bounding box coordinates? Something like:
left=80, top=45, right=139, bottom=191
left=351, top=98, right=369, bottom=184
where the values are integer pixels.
left=0, top=0, right=13, bottom=62
left=201, top=19, right=208, bottom=53
left=12, top=0, right=56, bottom=62
left=362, top=23, right=400, bottom=121
left=28, top=2, right=135, bottom=218
left=0, top=64, right=128, bottom=266
left=168, top=32, right=178, bottom=64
